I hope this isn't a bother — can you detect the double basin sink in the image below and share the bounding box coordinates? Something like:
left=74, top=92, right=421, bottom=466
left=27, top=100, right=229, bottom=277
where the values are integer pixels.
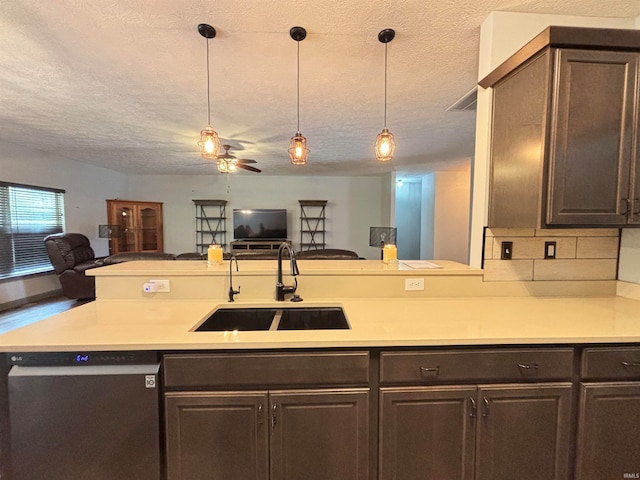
left=194, top=306, right=349, bottom=331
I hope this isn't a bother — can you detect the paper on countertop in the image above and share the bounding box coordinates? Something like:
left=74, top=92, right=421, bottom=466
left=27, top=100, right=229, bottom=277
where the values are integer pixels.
left=400, top=260, right=443, bottom=269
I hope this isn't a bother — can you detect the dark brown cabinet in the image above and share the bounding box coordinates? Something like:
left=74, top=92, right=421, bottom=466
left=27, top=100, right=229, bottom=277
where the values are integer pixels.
left=576, top=347, right=640, bottom=479
left=481, top=26, right=640, bottom=228
left=165, top=392, right=269, bottom=480
left=163, top=352, right=370, bottom=480
left=165, top=389, right=369, bottom=480
left=379, top=348, right=574, bottom=480
left=106, top=199, right=164, bottom=254
left=380, top=384, right=572, bottom=480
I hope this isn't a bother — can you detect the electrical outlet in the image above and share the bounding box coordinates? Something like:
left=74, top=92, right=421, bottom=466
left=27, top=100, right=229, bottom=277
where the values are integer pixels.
left=501, top=241, right=513, bottom=260
left=405, top=278, right=425, bottom=291
left=544, top=241, right=557, bottom=259
left=148, top=279, right=170, bottom=292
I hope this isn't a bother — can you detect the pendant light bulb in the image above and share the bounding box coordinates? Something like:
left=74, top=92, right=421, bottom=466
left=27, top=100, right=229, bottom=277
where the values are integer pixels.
left=289, top=26, right=309, bottom=166
left=375, top=29, right=396, bottom=163
left=197, top=24, right=222, bottom=159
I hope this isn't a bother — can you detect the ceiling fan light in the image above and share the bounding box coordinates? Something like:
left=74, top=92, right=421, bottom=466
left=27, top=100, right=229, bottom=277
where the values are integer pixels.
left=375, top=128, right=395, bottom=162
left=199, top=126, right=222, bottom=159
left=289, top=132, right=309, bottom=166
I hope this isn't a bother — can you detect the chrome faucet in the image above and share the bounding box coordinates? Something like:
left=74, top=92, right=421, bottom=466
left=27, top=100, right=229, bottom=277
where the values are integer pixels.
left=276, top=242, right=301, bottom=301
left=228, top=255, right=240, bottom=302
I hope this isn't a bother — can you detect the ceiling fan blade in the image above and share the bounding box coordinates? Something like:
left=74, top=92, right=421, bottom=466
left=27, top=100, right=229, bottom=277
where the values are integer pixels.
left=237, top=164, right=262, bottom=173
left=236, top=159, right=257, bottom=164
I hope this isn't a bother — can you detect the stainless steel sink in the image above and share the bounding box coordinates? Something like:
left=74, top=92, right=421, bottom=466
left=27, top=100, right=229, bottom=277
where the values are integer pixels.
left=194, top=306, right=349, bottom=331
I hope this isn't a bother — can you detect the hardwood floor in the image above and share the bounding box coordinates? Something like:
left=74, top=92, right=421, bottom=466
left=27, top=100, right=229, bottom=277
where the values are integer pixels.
left=0, top=296, right=92, bottom=334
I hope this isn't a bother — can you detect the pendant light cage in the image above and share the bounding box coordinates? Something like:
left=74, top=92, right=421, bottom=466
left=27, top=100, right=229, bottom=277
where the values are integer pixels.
left=375, top=28, right=396, bottom=162
left=197, top=23, right=222, bottom=159
left=289, top=26, right=309, bottom=166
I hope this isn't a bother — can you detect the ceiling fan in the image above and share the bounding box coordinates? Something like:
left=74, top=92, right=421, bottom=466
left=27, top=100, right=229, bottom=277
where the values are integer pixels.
left=215, top=145, right=261, bottom=173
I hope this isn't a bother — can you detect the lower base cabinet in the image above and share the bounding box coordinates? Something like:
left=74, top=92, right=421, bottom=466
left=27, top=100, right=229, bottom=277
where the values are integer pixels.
left=380, top=384, right=573, bottom=480
left=576, top=382, right=640, bottom=480
left=165, top=388, right=369, bottom=480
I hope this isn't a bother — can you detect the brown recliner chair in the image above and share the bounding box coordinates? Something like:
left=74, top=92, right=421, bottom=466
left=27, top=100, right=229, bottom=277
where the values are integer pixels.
left=44, top=233, right=105, bottom=299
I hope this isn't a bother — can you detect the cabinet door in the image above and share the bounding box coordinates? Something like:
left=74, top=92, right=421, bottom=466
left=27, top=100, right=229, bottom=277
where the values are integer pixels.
left=547, top=49, right=638, bottom=225
left=138, top=204, right=162, bottom=252
left=576, top=382, right=640, bottom=480
left=165, top=391, right=269, bottom=480
left=475, top=383, right=572, bottom=480
left=269, top=389, right=369, bottom=480
left=379, top=386, right=476, bottom=480
left=110, top=202, right=138, bottom=253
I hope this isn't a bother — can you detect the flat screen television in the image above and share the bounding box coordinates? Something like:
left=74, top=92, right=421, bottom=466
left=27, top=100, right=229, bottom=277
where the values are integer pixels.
left=233, top=209, right=287, bottom=240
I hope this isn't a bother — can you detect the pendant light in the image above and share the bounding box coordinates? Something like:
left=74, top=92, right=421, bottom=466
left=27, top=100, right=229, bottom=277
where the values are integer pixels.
left=374, top=28, right=396, bottom=162
left=288, top=26, right=309, bottom=166
left=197, top=23, right=222, bottom=159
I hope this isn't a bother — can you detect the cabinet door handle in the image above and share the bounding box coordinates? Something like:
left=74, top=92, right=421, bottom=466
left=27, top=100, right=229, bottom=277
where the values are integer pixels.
left=257, top=403, right=264, bottom=426
left=419, top=366, right=440, bottom=377
left=633, top=199, right=640, bottom=216
left=469, top=397, right=477, bottom=418
left=271, top=403, right=278, bottom=431
left=621, top=361, right=640, bottom=368
left=482, top=397, right=490, bottom=417
left=622, top=198, right=631, bottom=214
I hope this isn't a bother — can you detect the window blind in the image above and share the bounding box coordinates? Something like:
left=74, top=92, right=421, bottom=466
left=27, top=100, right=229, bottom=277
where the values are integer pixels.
left=0, top=182, right=65, bottom=279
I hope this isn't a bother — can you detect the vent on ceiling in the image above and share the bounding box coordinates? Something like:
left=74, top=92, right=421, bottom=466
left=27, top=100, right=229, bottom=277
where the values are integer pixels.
left=446, top=86, right=477, bottom=112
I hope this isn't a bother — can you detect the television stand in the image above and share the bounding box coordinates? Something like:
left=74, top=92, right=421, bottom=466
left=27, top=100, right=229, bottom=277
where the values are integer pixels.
left=230, top=240, right=289, bottom=252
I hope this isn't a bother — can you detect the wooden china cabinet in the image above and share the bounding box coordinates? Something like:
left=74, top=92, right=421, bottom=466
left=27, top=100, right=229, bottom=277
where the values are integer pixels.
left=106, top=200, right=164, bottom=254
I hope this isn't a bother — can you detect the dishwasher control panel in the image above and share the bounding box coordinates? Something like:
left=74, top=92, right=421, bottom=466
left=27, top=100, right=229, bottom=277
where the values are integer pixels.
left=7, top=350, right=158, bottom=366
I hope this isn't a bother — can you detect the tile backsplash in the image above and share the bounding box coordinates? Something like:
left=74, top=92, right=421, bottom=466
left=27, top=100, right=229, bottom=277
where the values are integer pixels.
left=483, top=228, right=619, bottom=282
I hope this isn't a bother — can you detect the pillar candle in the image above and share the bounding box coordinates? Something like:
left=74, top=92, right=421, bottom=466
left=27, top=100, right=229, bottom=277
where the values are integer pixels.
left=383, top=244, right=397, bottom=264
left=207, top=244, right=223, bottom=265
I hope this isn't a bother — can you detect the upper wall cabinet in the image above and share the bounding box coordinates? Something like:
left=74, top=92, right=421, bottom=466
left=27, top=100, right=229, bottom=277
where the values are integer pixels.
left=480, top=26, right=640, bottom=228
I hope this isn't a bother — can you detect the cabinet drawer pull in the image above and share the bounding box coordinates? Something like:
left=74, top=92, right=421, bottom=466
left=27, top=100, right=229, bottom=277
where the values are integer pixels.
left=620, top=361, right=640, bottom=368
left=469, top=397, right=477, bottom=418
left=482, top=397, right=490, bottom=417
left=419, top=366, right=440, bottom=377
left=517, top=362, right=539, bottom=374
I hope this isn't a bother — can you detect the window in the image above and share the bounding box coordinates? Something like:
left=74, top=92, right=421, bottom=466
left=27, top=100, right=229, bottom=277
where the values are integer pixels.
left=0, top=182, right=65, bottom=279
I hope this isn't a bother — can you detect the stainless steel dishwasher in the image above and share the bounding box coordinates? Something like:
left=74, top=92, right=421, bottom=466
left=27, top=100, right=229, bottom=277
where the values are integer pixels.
left=7, top=351, right=161, bottom=480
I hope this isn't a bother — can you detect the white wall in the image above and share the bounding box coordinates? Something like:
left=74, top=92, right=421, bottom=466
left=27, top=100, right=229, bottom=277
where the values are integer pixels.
left=434, top=166, right=471, bottom=264
left=125, top=173, right=388, bottom=260
left=1, top=141, right=128, bottom=305
left=470, top=12, right=639, bottom=268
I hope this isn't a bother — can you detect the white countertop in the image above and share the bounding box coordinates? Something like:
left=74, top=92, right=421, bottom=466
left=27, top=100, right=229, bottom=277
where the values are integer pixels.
left=2, top=296, right=640, bottom=352
left=88, top=259, right=480, bottom=277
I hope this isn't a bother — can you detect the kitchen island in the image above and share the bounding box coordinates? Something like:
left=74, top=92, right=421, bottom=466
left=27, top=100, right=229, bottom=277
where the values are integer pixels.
left=2, top=259, right=640, bottom=480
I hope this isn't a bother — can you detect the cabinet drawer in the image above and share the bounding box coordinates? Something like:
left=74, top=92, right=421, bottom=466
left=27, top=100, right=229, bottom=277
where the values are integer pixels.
left=581, top=347, right=640, bottom=380
left=163, top=351, right=370, bottom=388
left=380, top=348, right=574, bottom=383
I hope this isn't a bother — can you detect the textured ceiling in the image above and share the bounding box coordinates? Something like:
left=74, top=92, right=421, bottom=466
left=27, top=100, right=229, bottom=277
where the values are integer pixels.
left=1, top=1, right=639, bottom=177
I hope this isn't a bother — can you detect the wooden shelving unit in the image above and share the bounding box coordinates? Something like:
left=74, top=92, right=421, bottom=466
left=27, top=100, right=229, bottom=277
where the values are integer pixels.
left=299, top=200, right=327, bottom=251
left=193, top=199, right=227, bottom=253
